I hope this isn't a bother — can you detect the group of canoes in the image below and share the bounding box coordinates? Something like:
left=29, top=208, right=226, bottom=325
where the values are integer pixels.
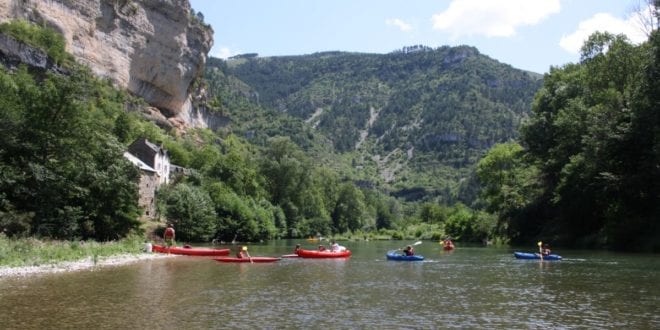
left=149, top=240, right=562, bottom=263
left=149, top=243, right=353, bottom=263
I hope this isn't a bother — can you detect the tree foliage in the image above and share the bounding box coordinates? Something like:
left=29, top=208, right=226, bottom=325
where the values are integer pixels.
left=161, top=183, right=216, bottom=242
left=0, top=65, right=141, bottom=240
left=481, top=30, right=660, bottom=251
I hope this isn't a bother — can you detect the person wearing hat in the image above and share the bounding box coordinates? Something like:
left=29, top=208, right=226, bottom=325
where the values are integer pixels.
left=236, top=246, right=251, bottom=259
left=163, top=223, right=175, bottom=247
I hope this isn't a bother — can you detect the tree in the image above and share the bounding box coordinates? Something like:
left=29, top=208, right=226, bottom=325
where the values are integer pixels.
left=260, top=136, right=315, bottom=235
left=163, top=184, right=217, bottom=242
left=331, top=183, right=366, bottom=233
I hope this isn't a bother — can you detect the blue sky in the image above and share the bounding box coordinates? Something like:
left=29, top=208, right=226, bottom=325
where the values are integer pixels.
left=189, top=0, right=652, bottom=73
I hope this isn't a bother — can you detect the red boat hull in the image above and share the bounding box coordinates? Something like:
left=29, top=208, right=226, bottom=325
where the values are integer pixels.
left=296, top=249, right=352, bottom=258
left=213, top=257, right=280, bottom=263
left=152, top=244, right=230, bottom=256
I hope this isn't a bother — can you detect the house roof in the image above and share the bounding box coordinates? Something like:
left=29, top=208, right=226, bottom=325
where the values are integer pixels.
left=127, top=138, right=169, bottom=168
left=123, top=152, right=156, bottom=173
left=142, top=138, right=168, bottom=155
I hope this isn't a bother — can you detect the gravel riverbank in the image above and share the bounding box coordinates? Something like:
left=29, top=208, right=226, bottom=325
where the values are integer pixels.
left=0, top=252, right=174, bottom=278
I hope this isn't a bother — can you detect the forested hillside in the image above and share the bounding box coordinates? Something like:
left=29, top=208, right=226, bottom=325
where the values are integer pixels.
left=5, top=21, right=486, bottom=244
left=206, top=46, right=543, bottom=203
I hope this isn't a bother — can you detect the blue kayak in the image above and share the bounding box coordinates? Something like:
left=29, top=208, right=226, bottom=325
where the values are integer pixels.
left=514, top=252, right=562, bottom=260
left=386, top=251, right=424, bottom=261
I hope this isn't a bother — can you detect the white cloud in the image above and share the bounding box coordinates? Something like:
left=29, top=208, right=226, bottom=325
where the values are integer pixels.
left=213, top=47, right=237, bottom=59
left=431, top=0, right=560, bottom=39
left=559, top=13, right=649, bottom=54
left=386, top=18, right=413, bottom=32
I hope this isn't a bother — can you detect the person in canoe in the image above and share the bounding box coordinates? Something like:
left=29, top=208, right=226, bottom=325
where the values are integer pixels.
left=294, top=244, right=301, bottom=253
left=442, top=239, right=455, bottom=250
left=236, top=246, right=251, bottom=259
left=329, top=240, right=348, bottom=252
left=163, top=223, right=175, bottom=247
left=541, top=243, right=552, bottom=257
left=403, top=245, right=415, bottom=256
left=318, top=245, right=327, bottom=251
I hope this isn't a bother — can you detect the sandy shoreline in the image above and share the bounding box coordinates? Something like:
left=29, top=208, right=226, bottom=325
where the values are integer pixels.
left=0, top=252, right=175, bottom=278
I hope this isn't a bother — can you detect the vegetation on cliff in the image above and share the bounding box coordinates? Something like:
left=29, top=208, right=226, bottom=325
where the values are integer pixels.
left=0, top=20, right=74, bottom=67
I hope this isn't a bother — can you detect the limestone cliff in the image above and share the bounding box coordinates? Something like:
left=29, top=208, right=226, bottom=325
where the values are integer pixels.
left=0, top=0, right=214, bottom=130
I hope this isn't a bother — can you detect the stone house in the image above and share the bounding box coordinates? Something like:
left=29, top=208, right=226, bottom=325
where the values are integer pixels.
left=127, top=138, right=171, bottom=186
left=123, top=138, right=173, bottom=219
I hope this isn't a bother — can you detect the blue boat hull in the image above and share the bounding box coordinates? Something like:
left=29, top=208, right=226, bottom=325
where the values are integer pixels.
left=514, top=252, right=562, bottom=260
left=386, top=251, right=424, bottom=261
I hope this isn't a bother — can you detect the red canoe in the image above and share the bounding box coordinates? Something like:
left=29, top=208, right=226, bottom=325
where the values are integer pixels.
left=213, top=257, right=281, bottom=263
left=151, top=244, right=230, bottom=256
left=296, top=249, right=352, bottom=258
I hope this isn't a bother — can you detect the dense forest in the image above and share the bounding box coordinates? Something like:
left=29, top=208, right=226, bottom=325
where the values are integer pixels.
left=1, top=4, right=659, bottom=251
left=477, top=30, right=660, bottom=251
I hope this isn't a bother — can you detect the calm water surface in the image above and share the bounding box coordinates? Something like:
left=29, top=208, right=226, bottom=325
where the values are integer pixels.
left=1, top=240, right=658, bottom=329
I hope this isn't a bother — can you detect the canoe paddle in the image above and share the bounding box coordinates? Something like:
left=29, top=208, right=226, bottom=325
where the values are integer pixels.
left=399, top=241, right=423, bottom=254
left=537, top=241, right=543, bottom=261
left=400, top=241, right=422, bottom=249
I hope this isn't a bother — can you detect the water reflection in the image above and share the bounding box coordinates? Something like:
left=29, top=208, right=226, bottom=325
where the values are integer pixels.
left=0, top=242, right=658, bottom=328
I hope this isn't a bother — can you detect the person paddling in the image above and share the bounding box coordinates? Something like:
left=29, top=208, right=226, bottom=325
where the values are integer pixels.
left=541, top=243, right=551, bottom=256
left=236, top=246, right=253, bottom=263
left=237, top=246, right=251, bottom=259
left=403, top=245, right=414, bottom=256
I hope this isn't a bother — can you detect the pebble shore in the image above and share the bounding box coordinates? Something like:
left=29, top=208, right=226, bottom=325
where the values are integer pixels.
left=0, top=252, right=174, bottom=278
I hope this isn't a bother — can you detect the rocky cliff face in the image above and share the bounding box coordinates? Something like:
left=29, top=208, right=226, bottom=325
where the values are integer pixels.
left=0, top=0, right=214, bottom=129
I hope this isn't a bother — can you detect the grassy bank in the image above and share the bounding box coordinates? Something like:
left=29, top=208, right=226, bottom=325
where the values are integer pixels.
left=0, top=234, right=146, bottom=268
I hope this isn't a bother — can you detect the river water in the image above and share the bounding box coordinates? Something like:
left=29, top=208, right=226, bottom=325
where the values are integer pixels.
left=1, top=240, right=658, bottom=329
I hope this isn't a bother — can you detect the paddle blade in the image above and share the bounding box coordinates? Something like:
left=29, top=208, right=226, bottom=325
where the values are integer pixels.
left=413, top=241, right=422, bottom=246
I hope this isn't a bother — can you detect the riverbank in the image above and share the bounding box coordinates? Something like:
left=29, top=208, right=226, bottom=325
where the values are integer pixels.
left=0, top=252, right=174, bottom=278
left=0, top=234, right=175, bottom=278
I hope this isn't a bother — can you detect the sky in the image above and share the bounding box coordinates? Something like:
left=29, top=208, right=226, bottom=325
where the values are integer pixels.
left=189, top=0, right=653, bottom=73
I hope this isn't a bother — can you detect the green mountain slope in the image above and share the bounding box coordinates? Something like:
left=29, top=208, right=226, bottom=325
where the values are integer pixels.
left=205, top=45, right=543, bottom=203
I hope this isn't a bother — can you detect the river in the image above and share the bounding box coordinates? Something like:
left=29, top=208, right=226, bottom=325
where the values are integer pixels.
left=0, top=240, right=658, bottom=329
